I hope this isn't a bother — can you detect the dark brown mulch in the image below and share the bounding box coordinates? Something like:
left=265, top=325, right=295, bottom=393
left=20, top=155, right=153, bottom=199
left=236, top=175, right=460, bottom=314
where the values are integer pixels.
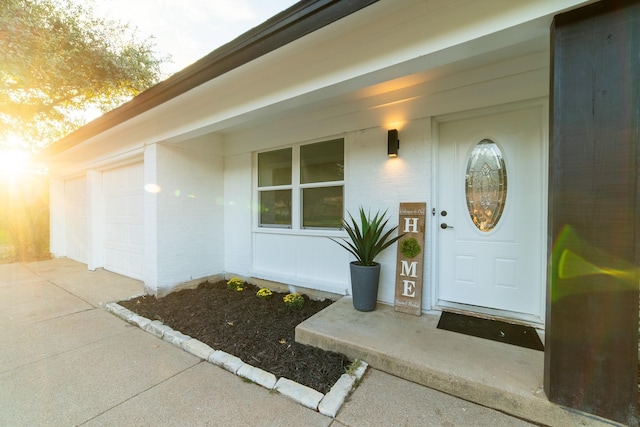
left=119, top=280, right=350, bottom=394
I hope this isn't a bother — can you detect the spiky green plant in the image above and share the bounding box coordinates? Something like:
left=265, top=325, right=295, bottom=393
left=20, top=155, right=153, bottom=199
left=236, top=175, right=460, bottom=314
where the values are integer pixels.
left=330, top=207, right=403, bottom=266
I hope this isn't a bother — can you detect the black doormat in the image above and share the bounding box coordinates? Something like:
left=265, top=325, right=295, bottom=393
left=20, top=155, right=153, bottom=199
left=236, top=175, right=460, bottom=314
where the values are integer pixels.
left=437, top=311, right=544, bottom=351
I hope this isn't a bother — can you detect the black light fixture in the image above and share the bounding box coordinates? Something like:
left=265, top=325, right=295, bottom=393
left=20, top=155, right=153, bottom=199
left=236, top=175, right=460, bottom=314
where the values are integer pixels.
left=387, top=129, right=399, bottom=157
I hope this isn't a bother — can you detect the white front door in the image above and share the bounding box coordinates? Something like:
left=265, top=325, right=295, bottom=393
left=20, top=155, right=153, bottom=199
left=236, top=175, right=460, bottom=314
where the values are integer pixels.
left=436, top=105, right=546, bottom=323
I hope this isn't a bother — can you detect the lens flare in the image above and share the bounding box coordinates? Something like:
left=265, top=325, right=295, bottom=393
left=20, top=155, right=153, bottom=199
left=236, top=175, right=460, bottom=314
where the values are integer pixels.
left=0, top=149, right=30, bottom=176
left=552, top=226, right=639, bottom=302
left=559, top=249, right=638, bottom=283
left=144, top=183, right=161, bottom=193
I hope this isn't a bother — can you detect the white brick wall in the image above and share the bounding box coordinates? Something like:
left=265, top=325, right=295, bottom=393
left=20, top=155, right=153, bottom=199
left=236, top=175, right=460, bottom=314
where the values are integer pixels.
left=346, top=120, right=431, bottom=305
left=145, top=142, right=224, bottom=295
left=223, top=153, right=253, bottom=277
left=49, top=178, right=66, bottom=257
left=224, top=117, right=432, bottom=306
left=345, top=120, right=432, bottom=306
left=64, top=176, right=88, bottom=263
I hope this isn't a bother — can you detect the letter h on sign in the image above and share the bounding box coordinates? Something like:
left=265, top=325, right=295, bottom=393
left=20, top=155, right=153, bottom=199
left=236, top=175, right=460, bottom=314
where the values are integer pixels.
left=404, top=217, right=419, bottom=233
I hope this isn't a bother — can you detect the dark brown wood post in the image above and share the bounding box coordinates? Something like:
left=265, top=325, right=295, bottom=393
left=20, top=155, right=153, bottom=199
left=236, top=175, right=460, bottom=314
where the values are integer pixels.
left=546, top=1, right=640, bottom=425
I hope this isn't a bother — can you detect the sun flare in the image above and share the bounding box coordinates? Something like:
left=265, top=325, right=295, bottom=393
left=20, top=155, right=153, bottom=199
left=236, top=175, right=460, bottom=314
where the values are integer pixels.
left=0, top=149, right=31, bottom=176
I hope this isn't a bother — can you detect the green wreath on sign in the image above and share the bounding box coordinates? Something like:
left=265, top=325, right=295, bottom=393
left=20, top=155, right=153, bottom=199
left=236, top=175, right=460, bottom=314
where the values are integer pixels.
left=400, top=237, right=421, bottom=258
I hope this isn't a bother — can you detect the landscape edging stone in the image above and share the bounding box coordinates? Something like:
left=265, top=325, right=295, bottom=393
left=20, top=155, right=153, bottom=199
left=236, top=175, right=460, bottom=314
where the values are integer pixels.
left=105, top=301, right=368, bottom=417
left=275, top=377, right=324, bottom=410
left=237, top=364, right=278, bottom=389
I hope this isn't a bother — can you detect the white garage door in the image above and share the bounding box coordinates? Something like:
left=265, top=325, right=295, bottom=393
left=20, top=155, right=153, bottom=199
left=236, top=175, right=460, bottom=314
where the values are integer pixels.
left=103, top=164, right=144, bottom=280
left=65, top=177, right=87, bottom=263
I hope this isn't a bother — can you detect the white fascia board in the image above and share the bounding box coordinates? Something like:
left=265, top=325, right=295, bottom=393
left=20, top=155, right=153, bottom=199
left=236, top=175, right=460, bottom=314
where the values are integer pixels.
left=124, top=0, right=590, bottom=140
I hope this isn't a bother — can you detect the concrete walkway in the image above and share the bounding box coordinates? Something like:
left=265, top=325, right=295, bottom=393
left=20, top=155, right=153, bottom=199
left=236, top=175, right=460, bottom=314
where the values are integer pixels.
left=298, top=299, right=625, bottom=427
left=0, top=258, right=550, bottom=426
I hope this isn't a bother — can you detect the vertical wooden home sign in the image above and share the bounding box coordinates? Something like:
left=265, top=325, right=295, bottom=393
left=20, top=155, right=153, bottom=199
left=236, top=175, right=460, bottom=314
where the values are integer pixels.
left=394, top=202, right=426, bottom=315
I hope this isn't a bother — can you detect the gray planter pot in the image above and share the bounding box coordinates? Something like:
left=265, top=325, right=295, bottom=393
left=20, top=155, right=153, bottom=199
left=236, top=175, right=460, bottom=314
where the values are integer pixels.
left=350, top=261, right=381, bottom=312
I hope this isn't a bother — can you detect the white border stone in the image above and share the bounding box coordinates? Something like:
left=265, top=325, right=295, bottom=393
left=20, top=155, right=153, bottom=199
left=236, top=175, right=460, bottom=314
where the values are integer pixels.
left=318, top=374, right=353, bottom=417
left=105, top=301, right=368, bottom=418
left=237, top=364, right=277, bottom=389
left=163, top=329, right=191, bottom=347
left=143, top=320, right=173, bottom=338
left=128, top=314, right=151, bottom=329
left=209, top=350, right=245, bottom=374
left=275, top=377, right=324, bottom=410
left=181, top=338, right=214, bottom=360
left=319, top=360, right=368, bottom=417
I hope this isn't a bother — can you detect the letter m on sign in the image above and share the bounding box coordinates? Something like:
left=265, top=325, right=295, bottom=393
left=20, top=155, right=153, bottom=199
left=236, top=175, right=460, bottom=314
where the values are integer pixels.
left=400, top=260, right=418, bottom=278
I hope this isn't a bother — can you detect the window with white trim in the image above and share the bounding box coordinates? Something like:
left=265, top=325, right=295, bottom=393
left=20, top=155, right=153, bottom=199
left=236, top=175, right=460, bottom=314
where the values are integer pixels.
left=257, top=138, right=344, bottom=229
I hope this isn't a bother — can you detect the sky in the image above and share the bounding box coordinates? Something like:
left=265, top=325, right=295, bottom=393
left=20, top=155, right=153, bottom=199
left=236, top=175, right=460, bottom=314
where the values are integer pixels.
left=87, top=0, right=300, bottom=76
left=0, top=0, right=298, bottom=167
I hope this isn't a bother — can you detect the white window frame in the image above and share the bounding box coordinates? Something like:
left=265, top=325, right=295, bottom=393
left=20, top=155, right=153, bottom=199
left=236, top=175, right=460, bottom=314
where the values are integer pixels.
left=254, top=137, right=346, bottom=236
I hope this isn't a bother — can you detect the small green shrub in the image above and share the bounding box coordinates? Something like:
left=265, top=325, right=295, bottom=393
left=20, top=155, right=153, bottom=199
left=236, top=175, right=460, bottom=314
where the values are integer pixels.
left=256, top=288, right=273, bottom=300
left=226, top=277, right=245, bottom=291
left=283, top=293, right=304, bottom=308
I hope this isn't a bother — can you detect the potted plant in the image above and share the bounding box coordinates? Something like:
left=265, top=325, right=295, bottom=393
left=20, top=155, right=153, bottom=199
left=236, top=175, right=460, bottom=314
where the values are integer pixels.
left=331, top=207, right=403, bottom=311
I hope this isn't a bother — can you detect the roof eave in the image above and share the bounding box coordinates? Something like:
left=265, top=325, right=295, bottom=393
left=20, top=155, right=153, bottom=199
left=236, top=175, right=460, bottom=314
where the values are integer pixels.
left=43, top=0, right=379, bottom=157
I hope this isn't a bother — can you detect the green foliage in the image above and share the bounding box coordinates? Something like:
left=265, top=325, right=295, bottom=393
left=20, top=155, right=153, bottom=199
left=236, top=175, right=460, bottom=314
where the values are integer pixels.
left=331, top=207, right=404, bottom=266
left=400, top=237, right=421, bottom=258
left=256, top=288, right=273, bottom=300
left=283, top=293, right=304, bottom=308
left=227, top=277, right=245, bottom=291
left=0, top=0, right=168, bottom=150
left=344, top=359, right=363, bottom=376
left=0, top=229, right=11, bottom=245
left=0, top=173, right=50, bottom=262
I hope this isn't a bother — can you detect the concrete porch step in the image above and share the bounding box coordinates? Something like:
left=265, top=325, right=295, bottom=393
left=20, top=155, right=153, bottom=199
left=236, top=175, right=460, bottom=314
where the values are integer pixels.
left=296, top=297, right=616, bottom=427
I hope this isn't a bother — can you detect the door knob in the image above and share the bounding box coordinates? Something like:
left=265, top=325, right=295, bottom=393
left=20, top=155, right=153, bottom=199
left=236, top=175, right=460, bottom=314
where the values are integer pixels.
left=440, top=223, right=454, bottom=229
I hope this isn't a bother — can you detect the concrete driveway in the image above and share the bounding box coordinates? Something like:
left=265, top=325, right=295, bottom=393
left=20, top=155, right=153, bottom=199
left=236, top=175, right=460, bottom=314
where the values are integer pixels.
left=0, top=258, right=535, bottom=426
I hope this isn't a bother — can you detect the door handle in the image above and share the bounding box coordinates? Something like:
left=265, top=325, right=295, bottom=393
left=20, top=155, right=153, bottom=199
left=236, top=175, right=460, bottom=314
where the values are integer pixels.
left=440, top=223, right=454, bottom=229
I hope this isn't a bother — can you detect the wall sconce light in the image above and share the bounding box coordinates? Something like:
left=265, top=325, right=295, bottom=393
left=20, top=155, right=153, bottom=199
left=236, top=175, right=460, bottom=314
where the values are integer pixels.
left=388, top=129, right=399, bottom=157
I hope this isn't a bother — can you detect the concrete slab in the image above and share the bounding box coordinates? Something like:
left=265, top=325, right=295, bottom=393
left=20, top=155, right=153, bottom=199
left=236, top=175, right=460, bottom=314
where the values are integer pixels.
left=25, top=257, right=88, bottom=278
left=24, top=259, right=144, bottom=306
left=82, top=361, right=332, bottom=427
left=0, top=258, right=616, bottom=427
left=297, top=297, right=615, bottom=427
left=1, top=308, right=132, bottom=373
left=0, top=328, right=200, bottom=427
left=337, top=369, right=534, bottom=426
left=0, top=262, right=41, bottom=286
left=0, top=279, right=92, bottom=325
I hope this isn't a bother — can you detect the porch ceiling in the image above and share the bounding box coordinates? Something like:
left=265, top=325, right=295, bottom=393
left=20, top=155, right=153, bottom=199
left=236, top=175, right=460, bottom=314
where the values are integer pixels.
left=184, top=31, right=550, bottom=156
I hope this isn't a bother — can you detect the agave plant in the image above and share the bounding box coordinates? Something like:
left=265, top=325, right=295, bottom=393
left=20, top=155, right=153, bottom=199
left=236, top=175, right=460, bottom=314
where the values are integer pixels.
left=331, top=207, right=404, bottom=266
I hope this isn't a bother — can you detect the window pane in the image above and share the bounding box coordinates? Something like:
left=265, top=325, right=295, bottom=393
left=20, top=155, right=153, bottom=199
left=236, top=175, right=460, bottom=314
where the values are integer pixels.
left=300, top=139, right=344, bottom=184
left=465, top=139, right=507, bottom=232
left=259, top=190, right=292, bottom=227
left=302, top=186, right=343, bottom=228
left=258, top=148, right=291, bottom=187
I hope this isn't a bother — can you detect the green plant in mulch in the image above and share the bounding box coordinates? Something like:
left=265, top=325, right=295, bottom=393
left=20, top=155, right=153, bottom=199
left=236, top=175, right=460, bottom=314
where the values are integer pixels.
left=226, top=277, right=245, bottom=291
left=344, top=358, right=363, bottom=376
left=256, top=287, right=273, bottom=300
left=283, top=293, right=305, bottom=308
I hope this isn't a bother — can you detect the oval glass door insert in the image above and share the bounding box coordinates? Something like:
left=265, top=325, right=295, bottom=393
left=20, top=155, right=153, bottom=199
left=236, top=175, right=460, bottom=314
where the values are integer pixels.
left=465, top=139, right=507, bottom=232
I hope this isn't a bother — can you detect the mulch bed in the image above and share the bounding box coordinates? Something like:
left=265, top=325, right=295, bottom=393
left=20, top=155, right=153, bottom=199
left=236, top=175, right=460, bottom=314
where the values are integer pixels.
left=119, top=280, right=350, bottom=394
